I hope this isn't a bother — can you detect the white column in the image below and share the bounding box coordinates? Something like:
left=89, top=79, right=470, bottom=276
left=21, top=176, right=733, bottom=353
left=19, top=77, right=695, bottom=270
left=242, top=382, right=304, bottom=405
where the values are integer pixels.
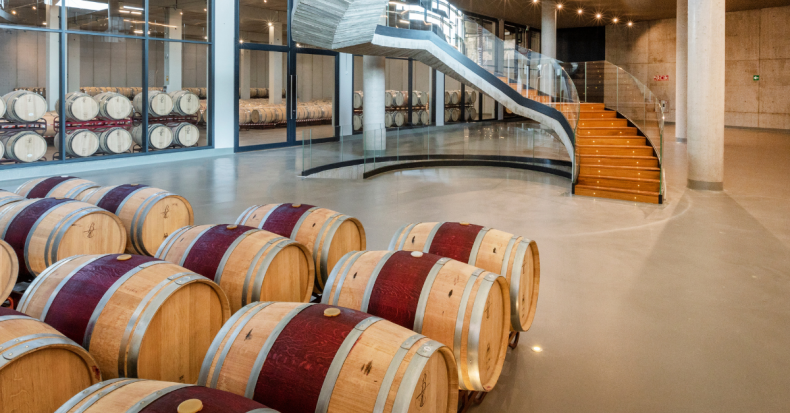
left=239, top=49, right=251, bottom=100
left=67, top=34, right=80, bottom=93
left=435, top=71, right=445, bottom=127
left=269, top=23, right=283, bottom=105
left=541, top=1, right=557, bottom=59
left=164, top=8, right=183, bottom=92
left=676, top=0, right=688, bottom=143
left=338, top=52, right=353, bottom=136
left=45, top=5, right=59, bottom=110
left=363, top=55, right=386, bottom=153
left=687, top=0, right=725, bottom=190
left=212, top=0, right=235, bottom=148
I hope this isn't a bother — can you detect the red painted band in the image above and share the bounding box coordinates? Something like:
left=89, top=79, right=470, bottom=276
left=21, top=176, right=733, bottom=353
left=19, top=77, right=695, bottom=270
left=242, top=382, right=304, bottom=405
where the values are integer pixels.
left=25, top=176, right=77, bottom=199
left=253, top=304, right=369, bottom=412
left=141, top=385, right=270, bottom=413
left=260, top=203, right=315, bottom=238
left=43, top=254, right=159, bottom=344
left=428, top=222, right=485, bottom=262
left=0, top=307, right=28, bottom=317
left=96, top=184, right=149, bottom=214
left=367, top=250, right=442, bottom=329
left=4, top=198, right=73, bottom=277
left=182, top=225, right=258, bottom=282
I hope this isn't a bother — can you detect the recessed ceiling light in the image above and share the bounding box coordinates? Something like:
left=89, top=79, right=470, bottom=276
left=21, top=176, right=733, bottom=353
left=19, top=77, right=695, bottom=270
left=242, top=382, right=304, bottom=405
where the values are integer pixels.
left=596, top=13, right=602, bottom=19
left=577, top=8, right=583, bottom=14
left=556, top=3, right=562, bottom=9
left=613, top=17, right=618, bottom=23
left=532, top=346, right=543, bottom=352
left=628, top=21, right=633, bottom=27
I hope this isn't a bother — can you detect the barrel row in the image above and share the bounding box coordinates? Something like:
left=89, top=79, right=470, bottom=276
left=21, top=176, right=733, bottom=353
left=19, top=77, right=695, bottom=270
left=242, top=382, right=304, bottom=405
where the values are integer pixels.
left=245, top=87, right=286, bottom=99
left=445, top=106, right=479, bottom=123
left=353, top=90, right=431, bottom=109
left=239, top=99, right=333, bottom=125
left=445, top=89, right=479, bottom=106
left=81, top=86, right=164, bottom=99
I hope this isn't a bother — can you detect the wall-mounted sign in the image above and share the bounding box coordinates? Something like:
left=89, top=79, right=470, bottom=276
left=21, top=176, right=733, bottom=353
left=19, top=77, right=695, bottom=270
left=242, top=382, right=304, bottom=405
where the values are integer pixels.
left=653, top=75, right=670, bottom=81
left=753, top=75, right=760, bottom=81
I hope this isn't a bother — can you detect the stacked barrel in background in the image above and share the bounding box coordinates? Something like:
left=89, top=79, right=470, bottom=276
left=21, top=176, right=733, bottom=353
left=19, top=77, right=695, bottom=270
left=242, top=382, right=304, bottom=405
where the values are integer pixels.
left=353, top=90, right=431, bottom=130
left=444, top=89, right=479, bottom=123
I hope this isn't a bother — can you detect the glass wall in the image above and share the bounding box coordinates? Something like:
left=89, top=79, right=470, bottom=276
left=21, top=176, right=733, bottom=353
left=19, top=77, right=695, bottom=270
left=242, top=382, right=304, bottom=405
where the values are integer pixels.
left=238, top=49, right=288, bottom=146
left=296, top=53, right=335, bottom=140
left=238, top=0, right=287, bottom=45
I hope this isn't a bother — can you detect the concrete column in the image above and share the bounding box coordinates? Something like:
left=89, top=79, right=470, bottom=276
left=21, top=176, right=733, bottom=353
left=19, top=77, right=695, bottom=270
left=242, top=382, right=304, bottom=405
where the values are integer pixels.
left=67, top=34, right=80, bottom=93
left=435, top=71, right=445, bottom=127
left=164, top=8, right=183, bottom=93
left=362, top=55, right=386, bottom=154
left=687, top=0, right=725, bottom=190
left=338, top=53, right=353, bottom=136
left=541, top=1, right=557, bottom=59
left=676, top=0, right=688, bottom=143
left=213, top=0, right=235, bottom=148
left=45, top=5, right=59, bottom=110
left=239, top=49, right=251, bottom=100
left=269, top=23, right=283, bottom=105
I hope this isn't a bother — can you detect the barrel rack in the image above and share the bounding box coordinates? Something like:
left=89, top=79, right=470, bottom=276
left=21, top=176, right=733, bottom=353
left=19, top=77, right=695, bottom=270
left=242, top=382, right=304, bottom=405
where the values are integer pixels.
left=0, top=119, right=49, bottom=164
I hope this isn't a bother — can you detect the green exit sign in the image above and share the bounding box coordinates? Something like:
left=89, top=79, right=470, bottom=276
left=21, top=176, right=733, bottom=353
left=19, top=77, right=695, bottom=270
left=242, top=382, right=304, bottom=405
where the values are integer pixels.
left=753, top=75, right=760, bottom=81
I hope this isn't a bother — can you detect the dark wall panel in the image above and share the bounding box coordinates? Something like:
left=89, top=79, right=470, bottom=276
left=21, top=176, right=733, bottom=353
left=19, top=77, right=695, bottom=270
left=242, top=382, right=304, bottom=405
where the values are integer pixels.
left=557, top=26, right=605, bottom=62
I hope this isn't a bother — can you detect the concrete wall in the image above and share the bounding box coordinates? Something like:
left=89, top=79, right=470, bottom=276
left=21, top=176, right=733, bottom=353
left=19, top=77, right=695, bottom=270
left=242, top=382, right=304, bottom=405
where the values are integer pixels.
left=606, top=5, right=790, bottom=129
left=0, top=31, right=51, bottom=95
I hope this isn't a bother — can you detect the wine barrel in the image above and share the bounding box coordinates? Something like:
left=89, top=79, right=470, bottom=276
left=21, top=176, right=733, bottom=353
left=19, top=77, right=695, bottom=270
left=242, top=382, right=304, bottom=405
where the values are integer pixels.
left=16, top=176, right=99, bottom=200
left=450, top=91, right=460, bottom=105
left=236, top=204, right=365, bottom=293
left=389, top=222, right=540, bottom=332
left=95, top=92, right=133, bottom=120
left=0, top=190, right=24, bottom=211
left=80, top=184, right=193, bottom=256
left=2, top=90, right=47, bottom=122
left=468, top=106, right=478, bottom=120
left=322, top=250, right=509, bottom=392
left=133, top=91, right=174, bottom=117
left=393, top=111, right=406, bottom=127
left=55, top=379, right=278, bottom=413
left=249, top=88, right=258, bottom=98
left=98, top=127, right=134, bottom=154
left=392, top=90, right=405, bottom=107
left=156, top=224, right=314, bottom=313
left=444, top=109, right=452, bottom=123
left=384, top=112, right=394, bottom=128
left=239, top=108, right=251, bottom=124
left=18, top=254, right=230, bottom=381
left=1, top=131, right=47, bottom=162
left=0, top=308, right=101, bottom=413
left=353, top=114, right=363, bottom=131
left=469, top=90, right=478, bottom=103
left=0, top=198, right=126, bottom=278
left=132, top=123, right=174, bottom=150
left=384, top=90, right=394, bottom=108
left=170, top=90, right=200, bottom=116
left=412, top=91, right=421, bottom=106
left=419, top=109, right=430, bottom=125
left=199, top=302, right=457, bottom=413
left=171, top=122, right=200, bottom=147
left=0, top=97, right=7, bottom=118
left=353, top=91, right=363, bottom=109
left=295, top=106, right=308, bottom=120
left=444, top=91, right=452, bottom=105
left=56, top=129, right=100, bottom=157
left=199, top=87, right=208, bottom=98
left=0, top=240, right=18, bottom=303
left=451, top=108, right=461, bottom=122
left=56, top=92, right=100, bottom=121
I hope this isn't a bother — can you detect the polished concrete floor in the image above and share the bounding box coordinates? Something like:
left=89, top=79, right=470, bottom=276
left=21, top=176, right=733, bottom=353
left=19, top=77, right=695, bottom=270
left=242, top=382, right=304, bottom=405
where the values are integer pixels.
left=1, top=124, right=789, bottom=412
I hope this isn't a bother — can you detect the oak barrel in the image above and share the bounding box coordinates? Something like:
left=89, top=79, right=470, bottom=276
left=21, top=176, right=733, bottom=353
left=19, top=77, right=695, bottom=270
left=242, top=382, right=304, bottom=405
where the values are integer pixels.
left=170, top=90, right=201, bottom=116
left=171, top=122, right=200, bottom=147
left=0, top=198, right=126, bottom=278
left=132, top=123, right=174, bottom=150
left=95, top=92, right=134, bottom=120
left=0, top=308, right=102, bottom=412
left=16, top=175, right=100, bottom=200
left=56, top=129, right=100, bottom=157
left=450, top=91, right=460, bottom=105
left=18, top=254, right=231, bottom=381
left=0, top=240, right=18, bottom=303
left=384, top=112, right=394, bottom=128
left=353, top=91, right=363, bottom=109
left=239, top=108, right=252, bottom=124
left=156, top=224, right=314, bottom=313
left=418, top=109, right=430, bottom=125
left=98, top=127, right=134, bottom=154
left=389, top=222, right=540, bottom=332
left=0, top=95, right=6, bottom=118
left=0, top=190, right=24, bottom=211
left=236, top=203, right=366, bottom=293
left=323, top=250, right=509, bottom=392
left=2, top=90, right=47, bottom=122
left=384, top=90, right=395, bottom=108
left=133, top=91, right=174, bottom=117
left=353, top=114, right=363, bottom=131
left=1, top=131, right=47, bottom=162
left=199, top=302, right=457, bottom=413
left=81, top=184, right=194, bottom=256
left=467, top=107, right=478, bottom=121
left=56, top=92, right=100, bottom=121
left=450, top=108, right=461, bottom=122
left=393, top=111, right=406, bottom=127
left=55, top=379, right=278, bottom=413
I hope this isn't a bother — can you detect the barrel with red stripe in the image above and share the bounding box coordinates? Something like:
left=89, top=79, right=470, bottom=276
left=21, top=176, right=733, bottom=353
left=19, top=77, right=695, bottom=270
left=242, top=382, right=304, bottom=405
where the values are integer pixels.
left=0, top=239, right=18, bottom=304
left=389, top=222, right=540, bottom=332
left=81, top=184, right=194, bottom=256
left=200, top=302, right=457, bottom=413
left=235, top=204, right=365, bottom=293
left=322, top=250, right=509, bottom=392
left=0, top=198, right=126, bottom=279
left=156, top=224, right=315, bottom=313
left=15, top=175, right=100, bottom=200
left=17, top=254, right=230, bottom=382
left=0, top=307, right=101, bottom=413
left=55, top=379, right=277, bottom=413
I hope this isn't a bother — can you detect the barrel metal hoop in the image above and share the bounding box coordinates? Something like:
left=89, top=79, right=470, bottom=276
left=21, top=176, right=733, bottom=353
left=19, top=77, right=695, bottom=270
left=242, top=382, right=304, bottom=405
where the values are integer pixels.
left=397, top=223, right=419, bottom=250
left=70, top=379, right=142, bottom=413
left=154, top=225, right=195, bottom=259
left=46, top=178, right=75, bottom=197
left=391, top=340, right=444, bottom=413
left=331, top=251, right=366, bottom=306
left=83, top=261, right=167, bottom=349
left=18, top=199, right=74, bottom=274
left=467, top=227, right=491, bottom=267
left=77, top=186, right=102, bottom=203
left=125, top=383, right=192, bottom=413
left=453, top=269, right=484, bottom=389
left=319, top=215, right=349, bottom=286
left=17, top=255, right=84, bottom=313
left=244, top=303, right=314, bottom=398
left=0, top=201, right=30, bottom=238
left=316, top=316, right=382, bottom=413
left=240, top=236, right=287, bottom=306
left=255, top=204, right=282, bottom=229
left=372, top=333, right=424, bottom=413
left=0, top=333, right=63, bottom=355
left=466, top=273, right=500, bottom=391
left=234, top=205, right=259, bottom=226
left=54, top=378, right=130, bottom=413
left=131, top=192, right=171, bottom=255
left=312, top=213, right=342, bottom=288
left=63, top=182, right=97, bottom=200
left=0, top=336, right=83, bottom=367
left=215, top=229, right=259, bottom=285
left=45, top=206, right=100, bottom=269
left=320, top=250, right=358, bottom=305
left=289, top=206, right=319, bottom=239
left=413, top=257, right=451, bottom=333
left=499, top=236, right=519, bottom=278
left=178, top=226, right=214, bottom=266
left=421, top=222, right=445, bottom=253
left=509, top=241, right=529, bottom=331
left=387, top=223, right=409, bottom=251
left=360, top=251, right=397, bottom=313
left=199, top=302, right=265, bottom=385
left=0, top=315, right=31, bottom=323
left=250, top=239, right=294, bottom=302
left=40, top=255, right=109, bottom=321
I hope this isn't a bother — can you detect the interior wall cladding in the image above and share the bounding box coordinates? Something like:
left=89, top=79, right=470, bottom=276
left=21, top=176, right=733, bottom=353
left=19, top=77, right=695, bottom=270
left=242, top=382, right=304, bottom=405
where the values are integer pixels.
left=606, top=5, right=790, bottom=129
left=353, top=58, right=433, bottom=93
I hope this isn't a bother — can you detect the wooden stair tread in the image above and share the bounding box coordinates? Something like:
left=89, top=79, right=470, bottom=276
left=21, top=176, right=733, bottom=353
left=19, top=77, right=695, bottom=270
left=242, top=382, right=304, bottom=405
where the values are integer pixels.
left=581, top=164, right=660, bottom=171
left=580, top=154, right=657, bottom=160
left=578, top=175, right=659, bottom=183
left=577, top=145, right=652, bottom=149
left=575, top=184, right=659, bottom=196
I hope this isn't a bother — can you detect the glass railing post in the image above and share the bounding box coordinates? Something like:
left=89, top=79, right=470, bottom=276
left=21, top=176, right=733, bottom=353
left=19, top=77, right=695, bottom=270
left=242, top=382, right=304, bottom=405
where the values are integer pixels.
left=584, top=62, right=588, bottom=103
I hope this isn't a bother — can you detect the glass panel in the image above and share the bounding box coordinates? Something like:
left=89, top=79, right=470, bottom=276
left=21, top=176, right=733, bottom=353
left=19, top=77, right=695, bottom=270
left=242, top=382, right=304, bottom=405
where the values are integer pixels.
left=352, top=55, right=362, bottom=133
left=443, top=74, right=462, bottom=124
left=383, top=57, right=407, bottom=129
left=238, top=0, right=287, bottom=45
left=148, top=0, right=208, bottom=41
left=238, top=49, right=287, bottom=146
left=296, top=53, right=335, bottom=140
left=411, top=60, right=431, bottom=126
left=1, top=0, right=61, bottom=30
left=146, top=39, right=207, bottom=150
left=67, top=0, right=144, bottom=36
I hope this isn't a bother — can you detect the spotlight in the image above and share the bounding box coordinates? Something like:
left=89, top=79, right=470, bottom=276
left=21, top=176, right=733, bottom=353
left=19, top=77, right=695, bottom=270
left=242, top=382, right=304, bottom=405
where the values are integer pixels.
left=556, top=3, right=562, bottom=9
left=578, top=8, right=583, bottom=14
left=532, top=346, right=543, bottom=352
left=532, top=0, right=538, bottom=3
left=628, top=21, right=633, bottom=27
left=596, top=13, right=602, bottom=19
left=268, top=22, right=272, bottom=26
left=612, top=17, right=618, bottom=23
left=32, top=6, right=36, bottom=10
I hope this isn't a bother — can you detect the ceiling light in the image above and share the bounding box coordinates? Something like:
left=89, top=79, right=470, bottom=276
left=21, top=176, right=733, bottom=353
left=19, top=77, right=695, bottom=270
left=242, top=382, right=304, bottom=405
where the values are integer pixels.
left=133, top=30, right=143, bottom=33
left=577, top=8, right=583, bottom=14
left=268, top=22, right=272, bottom=26
left=628, top=21, right=633, bottom=27
left=532, top=0, right=538, bottom=3
left=32, top=6, right=36, bottom=10
left=596, top=13, right=602, bottom=19
left=11, top=10, right=16, bottom=14
left=532, top=346, right=543, bottom=352
left=122, top=5, right=144, bottom=10
left=612, top=17, right=618, bottom=23
left=556, top=3, right=562, bottom=9
left=43, top=22, right=47, bottom=25
left=239, top=39, right=244, bottom=43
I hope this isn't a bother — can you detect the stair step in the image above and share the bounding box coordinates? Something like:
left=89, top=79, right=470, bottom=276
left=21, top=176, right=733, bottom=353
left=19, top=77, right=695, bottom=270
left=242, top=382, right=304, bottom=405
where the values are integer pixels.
left=579, top=103, right=606, bottom=111
left=577, top=145, right=655, bottom=156
left=577, top=127, right=638, bottom=136
left=577, top=175, right=660, bottom=192
left=575, top=185, right=660, bottom=204
left=577, top=137, right=647, bottom=146
left=579, top=111, right=617, bottom=119
left=579, top=165, right=660, bottom=179
left=578, top=119, right=628, bottom=128
left=579, top=154, right=659, bottom=167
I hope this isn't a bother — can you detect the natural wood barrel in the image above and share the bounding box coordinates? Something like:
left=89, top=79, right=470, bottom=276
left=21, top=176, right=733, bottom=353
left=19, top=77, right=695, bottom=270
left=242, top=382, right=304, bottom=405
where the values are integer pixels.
left=0, top=308, right=102, bottom=413
left=323, top=250, right=509, bottom=392
left=55, top=379, right=278, bottom=413
left=57, top=92, right=100, bottom=121
left=0, top=198, right=126, bottom=278
left=0, top=190, right=24, bottom=211
left=419, top=109, right=430, bottom=125
left=384, top=90, right=395, bottom=108
left=444, top=109, right=452, bottom=123
left=2, top=90, right=48, bottom=122
left=0, top=240, right=18, bottom=303
left=389, top=222, right=540, bottom=332
left=170, top=90, right=201, bottom=116
left=81, top=184, right=194, bottom=256
left=0, top=95, right=7, bottom=118
left=353, top=114, right=363, bottom=131
left=451, top=108, right=461, bottom=122
left=98, top=127, right=134, bottom=154
left=394, top=111, right=406, bottom=127
left=18, top=254, right=230, bottom=382
left=56, top=129, right=101, bottom=157
left=1, top=131, right=47, bottom=162
left=450, top=91, right=461, bottom=105
left=95, top=92, right=134, bottom=120
left=132, top=124, right=174, bottom=150
left=16, top=175, right=100, bottom=200
left=199, top=302, right=458, bottom=413
left=133, top=91, right=174, bottom=117
left=239, top=108, right=251, bottom=124
left=467, top=107, right=478, bottom=120
left=353, top=91, right=363, bottom=109
left=171, top=122, right=200, bottom=147
left=236, top=203, right=366, bottom=293
left=384, top=112, right=394, bottom=128
left=393, top=90, right=405, bottom=107
left=156, top=224, right=314, bottom=313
